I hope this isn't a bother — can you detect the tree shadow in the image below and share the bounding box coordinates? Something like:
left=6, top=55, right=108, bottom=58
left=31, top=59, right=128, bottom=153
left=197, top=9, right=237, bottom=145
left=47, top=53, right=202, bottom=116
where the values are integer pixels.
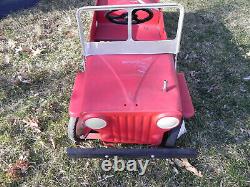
left=163, top=9, right=249, bottom=148
left=37, top=0, right=94, bottom=12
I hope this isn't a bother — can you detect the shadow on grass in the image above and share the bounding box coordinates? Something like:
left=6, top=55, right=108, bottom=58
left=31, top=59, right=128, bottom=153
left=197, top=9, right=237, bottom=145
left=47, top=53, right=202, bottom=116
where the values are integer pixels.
left=0, top=68, right=74, bottom=132
left=37, top=0, right=94, bottom=12
left=166, top=10, right=249, bottom=148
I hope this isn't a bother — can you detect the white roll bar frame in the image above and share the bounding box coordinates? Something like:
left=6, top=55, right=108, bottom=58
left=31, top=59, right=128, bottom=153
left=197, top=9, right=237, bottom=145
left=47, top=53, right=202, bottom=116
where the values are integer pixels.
left=76, top=3, right=184, bottom=66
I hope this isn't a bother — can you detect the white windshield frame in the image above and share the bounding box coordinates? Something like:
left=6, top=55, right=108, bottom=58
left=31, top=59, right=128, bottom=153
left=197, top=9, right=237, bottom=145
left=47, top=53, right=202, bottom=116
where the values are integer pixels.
left=76, top=3, right=184, bottom=66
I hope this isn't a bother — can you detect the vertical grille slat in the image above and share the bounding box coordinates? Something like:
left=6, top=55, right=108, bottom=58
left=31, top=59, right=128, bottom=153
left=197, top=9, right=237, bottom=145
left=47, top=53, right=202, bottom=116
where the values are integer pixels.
left=133, top=115, right=138, bottom=142
left=142, top=115, right=148, bottom=144
left=110, top=117, right=114, bottom=142
left=116, top=115, right=121, bottom=142
left=112, top=114, right=153, bottom=144
left=125, top=115, right=129, bottom=142
left=147, top=115, right=152, bottom=144
left=131, top=115, right=136, bottom=142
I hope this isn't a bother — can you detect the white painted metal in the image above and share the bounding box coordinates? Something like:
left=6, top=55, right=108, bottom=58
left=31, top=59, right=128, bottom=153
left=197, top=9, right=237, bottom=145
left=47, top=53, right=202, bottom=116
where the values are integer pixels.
left=137, top=0, right=146, bottom=4
left=177, top=120, right=187, bottom=138
left=76, top=3, right=184, bottom=66
left=84, top=40, right=177, bottom=56
left=163, top=80, right=168, bottom=91
left=68, top=117, right=77, bottom=142
left=127, top=9, right=133, bottom=41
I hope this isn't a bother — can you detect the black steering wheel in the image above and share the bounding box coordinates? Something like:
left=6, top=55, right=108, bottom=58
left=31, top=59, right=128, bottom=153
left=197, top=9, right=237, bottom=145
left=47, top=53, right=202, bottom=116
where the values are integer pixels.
left=105, top=9, right=153, bottom=25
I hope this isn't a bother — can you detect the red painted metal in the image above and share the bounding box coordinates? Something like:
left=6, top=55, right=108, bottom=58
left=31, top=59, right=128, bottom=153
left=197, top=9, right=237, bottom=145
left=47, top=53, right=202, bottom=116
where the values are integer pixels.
left=93, top=9, right=166, bottom=41
left=97, top=0, right=160, bottom=6
left=86, top=133, right=101, bottom=140
left=91, top=0, right=165, bottom=41
left=69, top=0, right=194, bottom=146
left=177, top=72, right=195, bottom=119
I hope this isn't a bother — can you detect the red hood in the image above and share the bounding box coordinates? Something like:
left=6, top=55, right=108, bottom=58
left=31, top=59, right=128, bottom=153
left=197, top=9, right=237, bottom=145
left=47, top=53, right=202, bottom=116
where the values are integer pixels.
left=70, top=54, right=182, bottom=115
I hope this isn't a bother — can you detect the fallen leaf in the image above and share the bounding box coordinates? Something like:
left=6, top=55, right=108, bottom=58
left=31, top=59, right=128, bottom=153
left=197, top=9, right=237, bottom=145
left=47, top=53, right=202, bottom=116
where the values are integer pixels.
left=97, top=175, right=114, bottom=183
left=34, top=24, right=42, bottom=37
left=15, top=46, right=42, bottom=57
left=0, top=35, right=7, bottom=41
left=3, top=54, right=10, bottom=64
left=8, top=39, right=16, bottom=49
left=19, top=151, right=30, bottom=161
left=23, top=118, right=41, bottom=133
left=64, top=16, right=72, bottom=26
left=12, top=73, right=32, bottom=85
left=173, top=158, right=203, bottom=177
left=64, top=30, right=75, bottom=38
left=6, top=160, right=29, bottom=180
left=7, top=167, right=22, bottom=180
left=17, top=75, right=30, bottom=84
left=21, top=47, right=33, bottom=54
left=15, top=160, right=29, bottom=173
left=15, top=46, right=23, bottom=54
left=31, top=48, right=42, bottom=57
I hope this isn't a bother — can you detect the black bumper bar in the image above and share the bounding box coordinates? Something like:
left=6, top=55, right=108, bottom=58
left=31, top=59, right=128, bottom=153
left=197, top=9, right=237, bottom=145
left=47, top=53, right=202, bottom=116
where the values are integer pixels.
left=67, top=147, right=198, bottom=158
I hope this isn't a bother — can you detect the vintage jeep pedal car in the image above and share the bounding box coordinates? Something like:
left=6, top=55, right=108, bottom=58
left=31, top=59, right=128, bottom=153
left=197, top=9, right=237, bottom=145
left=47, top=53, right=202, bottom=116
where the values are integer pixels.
left=67, top=0, right=197, bottom=158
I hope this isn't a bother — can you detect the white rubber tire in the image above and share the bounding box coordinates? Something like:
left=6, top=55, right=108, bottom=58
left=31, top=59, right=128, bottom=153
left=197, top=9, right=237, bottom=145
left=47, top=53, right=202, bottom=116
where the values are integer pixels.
left=68, top=117, right=78, bottom=142
left=177, top=120, right=187, bottom=139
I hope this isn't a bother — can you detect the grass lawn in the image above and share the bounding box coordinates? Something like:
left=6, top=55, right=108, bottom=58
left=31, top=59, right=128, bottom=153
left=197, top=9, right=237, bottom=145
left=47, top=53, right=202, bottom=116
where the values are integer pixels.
left=0, top=0, right=249, bottom=186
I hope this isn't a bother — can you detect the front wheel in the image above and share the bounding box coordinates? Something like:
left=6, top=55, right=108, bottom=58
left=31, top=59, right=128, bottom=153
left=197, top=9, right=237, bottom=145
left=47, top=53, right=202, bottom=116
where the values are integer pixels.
left=162, top=119, right=186, bottom=147
left=68, top=117, right=90, bottom=143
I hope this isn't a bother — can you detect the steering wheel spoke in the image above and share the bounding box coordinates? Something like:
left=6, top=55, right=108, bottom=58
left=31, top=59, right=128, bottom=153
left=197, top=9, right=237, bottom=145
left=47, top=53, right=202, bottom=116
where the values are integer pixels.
left=105, top=8, right=153, bottom=25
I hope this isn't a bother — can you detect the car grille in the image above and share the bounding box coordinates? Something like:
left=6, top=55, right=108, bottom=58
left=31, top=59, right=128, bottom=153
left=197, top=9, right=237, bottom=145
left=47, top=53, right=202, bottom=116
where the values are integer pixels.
left=109, top=113, right=155, bottom=144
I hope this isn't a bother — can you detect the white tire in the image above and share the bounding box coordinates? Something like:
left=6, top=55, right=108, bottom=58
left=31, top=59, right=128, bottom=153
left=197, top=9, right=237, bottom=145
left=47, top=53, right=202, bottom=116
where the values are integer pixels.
left=68, top=117, right=78, bottom=142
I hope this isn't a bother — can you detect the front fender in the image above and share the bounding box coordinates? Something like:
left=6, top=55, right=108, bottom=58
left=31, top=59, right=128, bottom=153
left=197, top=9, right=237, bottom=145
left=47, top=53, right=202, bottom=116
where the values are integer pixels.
left=69, top=72, right=86, bottom=118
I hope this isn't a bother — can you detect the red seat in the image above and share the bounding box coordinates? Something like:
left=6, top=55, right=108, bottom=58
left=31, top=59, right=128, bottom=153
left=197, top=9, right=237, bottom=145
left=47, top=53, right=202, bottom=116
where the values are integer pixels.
left=94, top=23, right=164, bottom=41
left=92, top=2, right=167, bottom=41
left=97, top=0, right=160, bottom=6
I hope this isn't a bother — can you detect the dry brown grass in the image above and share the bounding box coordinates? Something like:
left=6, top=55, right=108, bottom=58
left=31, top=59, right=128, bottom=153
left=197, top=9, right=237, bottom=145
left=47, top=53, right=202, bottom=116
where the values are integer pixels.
left=0, top=0, right=249, bottom=186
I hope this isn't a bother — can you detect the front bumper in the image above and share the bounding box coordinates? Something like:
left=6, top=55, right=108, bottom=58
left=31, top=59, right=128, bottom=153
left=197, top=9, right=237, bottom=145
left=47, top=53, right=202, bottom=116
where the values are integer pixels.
left=67, top=147, right=198, bottom=158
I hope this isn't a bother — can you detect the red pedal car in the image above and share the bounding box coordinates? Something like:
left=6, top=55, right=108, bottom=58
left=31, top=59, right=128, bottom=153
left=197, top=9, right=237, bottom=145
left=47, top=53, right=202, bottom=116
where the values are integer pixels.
left=67, top=0, right=197, bottom=158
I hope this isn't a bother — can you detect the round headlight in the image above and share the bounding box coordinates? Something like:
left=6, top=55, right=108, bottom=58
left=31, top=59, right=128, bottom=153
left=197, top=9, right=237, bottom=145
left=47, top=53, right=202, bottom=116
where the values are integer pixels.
left=85, top=118, right=107, bottom=129
left=157, top=117, right=179, bottom=129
